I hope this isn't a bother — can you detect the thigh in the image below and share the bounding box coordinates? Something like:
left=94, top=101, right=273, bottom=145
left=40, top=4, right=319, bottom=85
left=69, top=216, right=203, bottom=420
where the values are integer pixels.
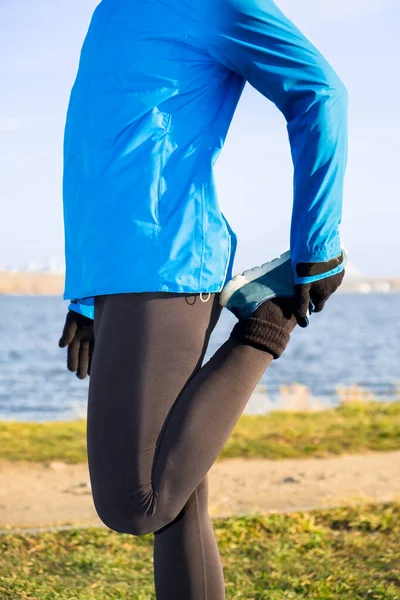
left=87, top=292, right=221, bottom=504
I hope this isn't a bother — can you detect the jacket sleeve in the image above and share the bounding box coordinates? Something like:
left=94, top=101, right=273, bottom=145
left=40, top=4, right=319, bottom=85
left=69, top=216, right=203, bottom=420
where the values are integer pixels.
left=68, top=297, right=95, bottom=320
left=200, top=0, right=348, bottom=283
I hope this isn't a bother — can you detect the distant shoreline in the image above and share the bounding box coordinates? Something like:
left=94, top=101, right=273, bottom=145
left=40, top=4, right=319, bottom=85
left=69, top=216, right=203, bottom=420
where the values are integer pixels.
left=0, top=270, right=399, bottom=295
left=0, top=271, right=64, bottom=295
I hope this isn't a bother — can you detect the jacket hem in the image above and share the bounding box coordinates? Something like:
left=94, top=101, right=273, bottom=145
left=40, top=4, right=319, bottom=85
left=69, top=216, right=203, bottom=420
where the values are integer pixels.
left=63, top=281, right=225, bottom=302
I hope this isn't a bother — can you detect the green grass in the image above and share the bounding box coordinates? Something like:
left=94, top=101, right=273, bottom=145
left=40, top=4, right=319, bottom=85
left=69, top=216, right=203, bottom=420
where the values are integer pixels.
left=0, top=419, right=88, bottom=463
left=1, top=401, right=400, bottom=464
left=1, top=502, right=400, bottom=599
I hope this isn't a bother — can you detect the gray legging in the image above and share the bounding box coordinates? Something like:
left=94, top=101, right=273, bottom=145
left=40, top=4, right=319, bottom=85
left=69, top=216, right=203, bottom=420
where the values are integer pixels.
left=88, top=292, right=273, bottom=599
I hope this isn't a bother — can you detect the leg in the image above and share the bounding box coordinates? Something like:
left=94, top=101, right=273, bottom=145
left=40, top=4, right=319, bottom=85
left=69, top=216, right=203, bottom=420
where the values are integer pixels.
left=87, top=292, right=272, bottom=536
left=153, top=477, right=225, bottom=599
left=89, top=292, right=226, bottom=599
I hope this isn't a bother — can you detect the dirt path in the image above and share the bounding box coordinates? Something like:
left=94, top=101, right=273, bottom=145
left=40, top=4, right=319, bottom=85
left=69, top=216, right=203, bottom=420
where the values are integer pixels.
left=1, top=452, right=400, bottom=529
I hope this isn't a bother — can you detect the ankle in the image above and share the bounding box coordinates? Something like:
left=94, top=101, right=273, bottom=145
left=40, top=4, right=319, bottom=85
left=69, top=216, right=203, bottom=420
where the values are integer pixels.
left=230, top=298, right=297, bottom=359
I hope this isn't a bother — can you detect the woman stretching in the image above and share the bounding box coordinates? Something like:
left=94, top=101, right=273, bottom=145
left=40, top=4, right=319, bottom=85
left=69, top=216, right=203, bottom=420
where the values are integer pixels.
left=59, top=0, right=348, bottom=597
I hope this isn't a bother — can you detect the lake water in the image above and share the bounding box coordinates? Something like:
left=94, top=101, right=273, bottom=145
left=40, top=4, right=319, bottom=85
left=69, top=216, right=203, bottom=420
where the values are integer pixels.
left=0, top=294, right=399, bottom=421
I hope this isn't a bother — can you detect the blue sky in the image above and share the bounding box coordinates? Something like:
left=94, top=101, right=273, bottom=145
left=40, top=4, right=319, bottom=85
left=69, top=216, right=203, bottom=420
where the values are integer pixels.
left=0, top=0, right=399, bottom=275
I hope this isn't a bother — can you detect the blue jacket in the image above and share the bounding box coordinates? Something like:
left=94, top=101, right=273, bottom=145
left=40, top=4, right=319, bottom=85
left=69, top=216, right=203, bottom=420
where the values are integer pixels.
left=63, top=0, right=348, bottom=321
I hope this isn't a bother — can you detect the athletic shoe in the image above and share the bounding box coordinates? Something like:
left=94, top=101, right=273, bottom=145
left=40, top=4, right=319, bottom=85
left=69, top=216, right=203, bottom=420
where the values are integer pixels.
left=219, top=250, right=297, bottom=321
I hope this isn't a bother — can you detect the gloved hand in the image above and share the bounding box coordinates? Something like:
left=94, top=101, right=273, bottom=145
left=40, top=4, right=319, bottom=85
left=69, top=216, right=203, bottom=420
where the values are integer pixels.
left=58, top=310, right=94, bottom=379
left=293, top=252, right=346, bottom=328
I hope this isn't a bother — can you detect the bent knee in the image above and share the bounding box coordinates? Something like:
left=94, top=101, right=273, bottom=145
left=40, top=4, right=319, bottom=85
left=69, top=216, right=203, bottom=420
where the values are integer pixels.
left=93, top=490, right=180, bottom=536
left=97, top=511, right=154, bottom=536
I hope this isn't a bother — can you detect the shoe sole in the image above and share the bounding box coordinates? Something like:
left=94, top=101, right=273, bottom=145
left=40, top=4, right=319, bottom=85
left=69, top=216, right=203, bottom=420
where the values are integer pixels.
left=219, top=250, right=291, bottom=307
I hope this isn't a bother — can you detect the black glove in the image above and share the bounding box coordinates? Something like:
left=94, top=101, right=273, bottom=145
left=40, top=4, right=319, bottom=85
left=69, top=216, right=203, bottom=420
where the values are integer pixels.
left=58, top=310, right=94, bottom=379
left=231, top=297, right=298, bottom=359
left=293, top=253, right=345, bottom=328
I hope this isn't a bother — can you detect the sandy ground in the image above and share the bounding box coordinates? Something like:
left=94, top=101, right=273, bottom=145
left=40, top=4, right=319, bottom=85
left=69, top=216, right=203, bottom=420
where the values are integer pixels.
left=1, top=451, right=400, bottom=530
